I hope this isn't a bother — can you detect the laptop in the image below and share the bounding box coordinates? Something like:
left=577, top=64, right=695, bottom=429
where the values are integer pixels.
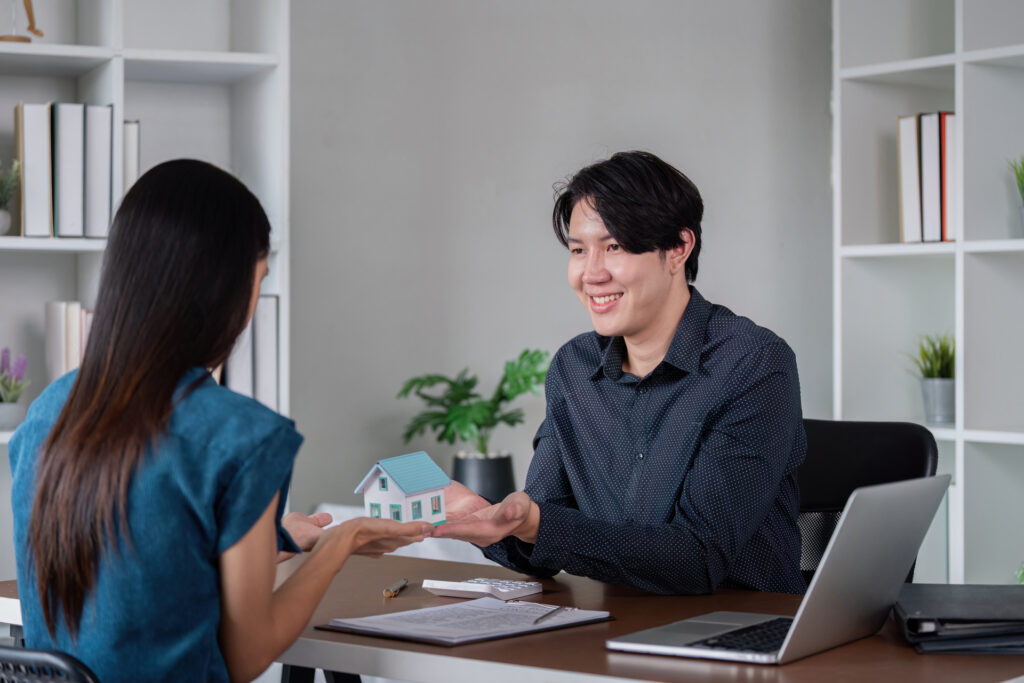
left=606, top=474, right=951, bottom=665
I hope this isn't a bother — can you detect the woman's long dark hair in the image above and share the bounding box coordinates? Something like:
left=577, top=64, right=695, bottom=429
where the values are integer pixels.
left=29, top=159, right=271, bottom=638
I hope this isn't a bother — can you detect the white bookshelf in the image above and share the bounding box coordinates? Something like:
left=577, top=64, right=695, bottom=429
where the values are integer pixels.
left=0, top=0, right=290, bottom=578
left=833, top=0, right=1024, bottom=585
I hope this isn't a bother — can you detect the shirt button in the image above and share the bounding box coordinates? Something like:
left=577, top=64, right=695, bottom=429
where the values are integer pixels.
left=638, top=452, right=644, bottom=460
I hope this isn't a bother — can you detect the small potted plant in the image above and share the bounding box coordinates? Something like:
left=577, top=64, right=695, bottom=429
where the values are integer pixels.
left=397, top=348, right=550, bottom=501
left=0, top=346, right=30, bottom=430
left=1011, top=155, right=1024, bottom=232
left=0, top=159, right=19, bottom=236
left=909, top=334, right=954, bottom=425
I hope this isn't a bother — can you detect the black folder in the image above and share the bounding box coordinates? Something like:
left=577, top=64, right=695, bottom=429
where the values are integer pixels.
left=894, top=583, right=1024, bottom=653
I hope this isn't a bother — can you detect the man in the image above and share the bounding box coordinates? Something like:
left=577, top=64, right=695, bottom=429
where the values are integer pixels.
left=435, top=151, right=806, bottom=595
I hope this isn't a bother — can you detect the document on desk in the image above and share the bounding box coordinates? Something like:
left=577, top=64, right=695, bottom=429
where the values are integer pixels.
left=316, top=597, right=612, bottom=646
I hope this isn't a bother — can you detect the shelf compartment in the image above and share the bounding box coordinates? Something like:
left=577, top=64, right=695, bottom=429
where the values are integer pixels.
left=964, top=442, right=1024, bottom=584
left=841, top=255, right=954, bottom=422
left=124, top=0, right=285, bottom=54
left=124, top=50, right=278, bottom=84
left=964, top=0, right=1024, bottom=52
left=838, top=0, right=954, bottom=69
left=839, top=69, right=954, bottom=246
left=963, top=62, right=1024, bottom=241
left=964, top=251, right=1024, bottom=433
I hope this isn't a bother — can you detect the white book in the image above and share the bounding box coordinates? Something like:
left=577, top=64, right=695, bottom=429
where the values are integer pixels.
left=123, top=120, right=140, bottom=196
left=65, top=301, right=82, bottom=372
left=941, top=112, right=957, bottom=242
left=919, top=112, right=941, bottom=243
left=897, top=115, right=922, bottom=243
left=80, top=308, right=94, bottom=363
left=226, top=317, right=254, bottom=398
left=84, top=105, right=113, bottom=238
left=45, top=301, right=68, bottom=382
left=52, top=103, right=86, bottom=237
left=14, top=102, right=53, bottom=237
left=252, top=295, right=279, bottom=411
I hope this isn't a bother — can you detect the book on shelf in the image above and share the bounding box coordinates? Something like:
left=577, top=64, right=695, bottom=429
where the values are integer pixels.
left=919, top=112, right=941, bottom=243
left=252, top=295, right=279, bottom=411
left=123, top=120, right=141, bottom=196
left=44, top=301, right=94, bottom=382
left=225, top=317, right=254, bottom=398
left=14, top=102, right=53, bottom=237
left=897, top=114, right=922, bottom=243
left=52, top=103, right=86, bottom=238
left=940, top=112, right=956, bottom=242
left=84, top=104, right=113, bottom=238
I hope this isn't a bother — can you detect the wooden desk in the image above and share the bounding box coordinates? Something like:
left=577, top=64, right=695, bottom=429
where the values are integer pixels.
left=3, top=557, right=1022, bottom=682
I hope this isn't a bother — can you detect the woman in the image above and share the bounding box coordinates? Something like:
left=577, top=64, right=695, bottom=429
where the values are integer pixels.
left=9, top=159, right=432, bottom=682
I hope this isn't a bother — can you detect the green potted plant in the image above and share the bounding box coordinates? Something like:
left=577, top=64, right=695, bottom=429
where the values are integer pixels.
left=0, top=346, right=30, bottom=430
left=909, top=334, right=954, bottom=424
left=0, top=159, right=19, bottom=236
left=397, top=348, right=550, bottom=501
left=1011, top=155, right=1024, bottom=232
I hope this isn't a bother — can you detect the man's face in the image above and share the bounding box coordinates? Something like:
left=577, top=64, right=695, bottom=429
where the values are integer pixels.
left=566, top=201, right=677, bottom=340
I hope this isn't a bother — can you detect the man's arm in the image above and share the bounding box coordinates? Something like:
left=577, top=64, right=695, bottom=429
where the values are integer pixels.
left=438, top=342, right=804, bottom=594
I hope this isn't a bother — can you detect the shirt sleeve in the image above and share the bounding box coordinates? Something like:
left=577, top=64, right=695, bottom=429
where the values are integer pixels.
left=494, top=341, right=804, bottom=594
left=215, top=421, right=304, bottom=555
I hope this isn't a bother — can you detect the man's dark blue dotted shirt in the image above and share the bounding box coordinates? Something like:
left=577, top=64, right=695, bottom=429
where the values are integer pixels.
left=484, top=288, right=807, bottom=595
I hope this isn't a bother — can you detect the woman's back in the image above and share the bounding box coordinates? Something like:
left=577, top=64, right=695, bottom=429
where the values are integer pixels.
left=10, top=368, right=301, bottom=682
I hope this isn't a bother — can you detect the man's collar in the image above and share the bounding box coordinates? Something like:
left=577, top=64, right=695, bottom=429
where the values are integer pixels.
left=591, top=287, right=710, bottom=380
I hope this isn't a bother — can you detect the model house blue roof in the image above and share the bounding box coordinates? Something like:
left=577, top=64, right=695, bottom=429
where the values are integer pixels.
left=354, top=451, right=451, bottom=495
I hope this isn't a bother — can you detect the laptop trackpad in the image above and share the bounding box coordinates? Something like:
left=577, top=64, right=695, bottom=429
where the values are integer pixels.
left=624, top=612, right=771, bottom=645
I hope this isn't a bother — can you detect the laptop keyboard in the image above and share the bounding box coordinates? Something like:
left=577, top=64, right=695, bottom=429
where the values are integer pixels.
left=693, top=617, right=794, bottom=653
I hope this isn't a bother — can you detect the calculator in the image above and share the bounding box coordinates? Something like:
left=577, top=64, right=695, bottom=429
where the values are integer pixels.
left=421, top=577, right=543, bottom=600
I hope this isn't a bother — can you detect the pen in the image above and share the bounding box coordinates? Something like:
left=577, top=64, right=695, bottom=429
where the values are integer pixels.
left=532, top=605, right=569, bottom=625
left=383, top=578, right=408, bottom=598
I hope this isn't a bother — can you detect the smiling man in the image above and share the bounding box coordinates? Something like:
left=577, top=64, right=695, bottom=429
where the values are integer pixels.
left=435, top=151, right=807, bottom=595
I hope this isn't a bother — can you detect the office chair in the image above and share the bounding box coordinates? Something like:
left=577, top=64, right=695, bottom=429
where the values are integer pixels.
left=0, top=645, right=99, bottom=683
left=797, top=419, right=939, bottom=585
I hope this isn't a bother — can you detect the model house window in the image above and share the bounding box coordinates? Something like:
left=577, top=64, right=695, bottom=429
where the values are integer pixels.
left=411, top=500, right=422, bottom=520
left=369, top=503, right=381, bottom=518
left=390, top=504, right=401, bottom=521
left=431, top=495, right=441, bottom=514
left=379, top=476, right=388, bottom=491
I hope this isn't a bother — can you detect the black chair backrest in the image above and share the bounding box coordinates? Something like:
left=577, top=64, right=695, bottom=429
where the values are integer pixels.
left=797, top=419, right=939, bottom=585
left=0, top=645, right=99, bottom=683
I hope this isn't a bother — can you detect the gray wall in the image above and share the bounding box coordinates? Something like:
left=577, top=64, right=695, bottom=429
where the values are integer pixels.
left=289, top=0, right=833, bottom=512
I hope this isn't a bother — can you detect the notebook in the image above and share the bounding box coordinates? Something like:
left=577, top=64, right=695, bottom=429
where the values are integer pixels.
left=317, top=596, right=611, bottom=646
left=606, top=474, right=950, bottom=665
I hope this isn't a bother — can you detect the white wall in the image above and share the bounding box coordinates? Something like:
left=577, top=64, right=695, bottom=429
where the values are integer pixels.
left=289, top=0, right=833, bottom=512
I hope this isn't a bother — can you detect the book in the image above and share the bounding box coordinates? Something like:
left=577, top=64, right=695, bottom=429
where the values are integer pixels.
left=919, top=112, right=941, bottom=242
left=225, top=317, right=254, bottom=398
left=316, top=596, right=612, bottom=647
left=44, top=301, right=67, bottom=382
left=897, top=114, right=922, bottom=243
left=252, top=295, right=279, bottom=411
left=123, top=120, right=141, bottom=196
left=52, top=103, right=85, bottom=238
left=65, top=301, right=82, bottom=372
left=84, top=104, right=113, bottom=238
left=940, top=112, right=956, bottom=242
left=894, top=583, right=1024, bottom=650
left=14, top=102, right=53, bottom=237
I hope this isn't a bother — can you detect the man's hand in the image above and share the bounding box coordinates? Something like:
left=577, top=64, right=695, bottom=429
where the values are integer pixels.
left=277, top=511, right=334, bottom=562
left=434, top=491, right=540, bottom=546
left=443, top=480, right=492, bottom=522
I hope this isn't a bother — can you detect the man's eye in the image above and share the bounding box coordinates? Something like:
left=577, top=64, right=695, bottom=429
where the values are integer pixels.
left=570, top=248, right=584, bottom=255
left=607, top=243, right=621, bottom=252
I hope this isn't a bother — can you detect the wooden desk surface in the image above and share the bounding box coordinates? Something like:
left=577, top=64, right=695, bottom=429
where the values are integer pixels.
left=274, top=555, right=1024, bottom=683
left=3, top=557, right=1022, bottom=681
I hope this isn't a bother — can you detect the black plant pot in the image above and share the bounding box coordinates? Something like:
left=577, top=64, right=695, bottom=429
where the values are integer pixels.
left=451, top=452, right=516, bottom=504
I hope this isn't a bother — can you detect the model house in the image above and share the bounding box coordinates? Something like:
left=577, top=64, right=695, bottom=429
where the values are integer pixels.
left=354, top=451, right=450, bottom=525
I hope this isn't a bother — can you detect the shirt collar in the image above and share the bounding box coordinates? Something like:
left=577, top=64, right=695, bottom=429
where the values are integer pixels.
left=592, top=287, right=711, bottom=380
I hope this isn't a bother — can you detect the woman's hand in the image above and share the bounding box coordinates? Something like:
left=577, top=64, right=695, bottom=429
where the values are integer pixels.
left=324, top=518, right=434, bottom=558
left=277, top=511, right=334, bottom=562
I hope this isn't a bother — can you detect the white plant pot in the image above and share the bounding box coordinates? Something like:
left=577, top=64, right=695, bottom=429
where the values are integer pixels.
left=0, top=208, right=11, bottom=236
left=921, top=378, right=954, bottom=425
left=0, top=401, right=25, bottom=431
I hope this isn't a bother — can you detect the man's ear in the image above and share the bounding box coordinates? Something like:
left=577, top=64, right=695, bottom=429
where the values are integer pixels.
left=667, top=228, right=695, bottom=276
